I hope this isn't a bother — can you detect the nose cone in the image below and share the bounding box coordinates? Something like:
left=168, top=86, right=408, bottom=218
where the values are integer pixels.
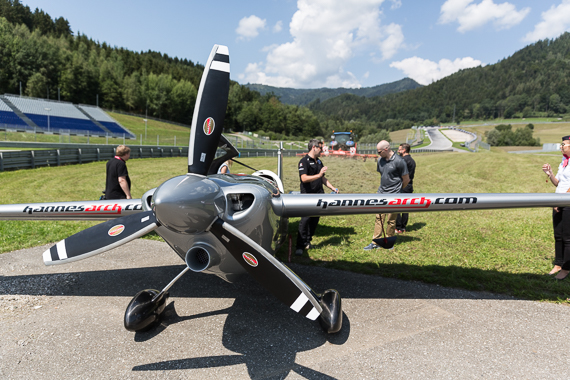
left=153, top=175, right=225, bottom=234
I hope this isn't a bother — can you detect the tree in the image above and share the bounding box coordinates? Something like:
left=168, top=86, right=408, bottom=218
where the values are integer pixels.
left=169, top=79, right=196, bottom=123
left=31, top=8, right=53, bottom=35
left=53, top=17, right=71, bottom=37
left=122, top=72, right=142, bottom=111
left=25, top=71, right=47, bottom=97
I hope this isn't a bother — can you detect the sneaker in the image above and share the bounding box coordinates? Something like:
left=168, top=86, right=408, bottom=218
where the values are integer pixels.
left=295, top=249, right=304, bottom=256
left=305, top=243, right=314, bottom=250
left=363, top=243, right=379, bottom=250
left=395, top=229, right=405, bottom=234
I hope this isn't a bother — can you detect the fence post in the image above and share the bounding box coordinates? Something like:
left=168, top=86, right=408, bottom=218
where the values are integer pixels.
left=78, top=149, right=82, bottom=164
left=31, top=150, right=35, bottom=169
left=0, top=152, right=3, bottom=172
left=151, top=148, right=153, bottom=158
left=56, top=150, right=60, bottom=166
left=139, top=148, right=143, bottom=158
left=97, top=148, right=100, bottom=161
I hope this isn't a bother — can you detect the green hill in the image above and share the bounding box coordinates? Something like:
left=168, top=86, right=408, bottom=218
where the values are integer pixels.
left=308, top=32, right=570, bottom=128
left=244, top=78, right=421, bottom=106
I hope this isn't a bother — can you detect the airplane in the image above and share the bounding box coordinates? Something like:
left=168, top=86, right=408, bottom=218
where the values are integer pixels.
left=1, top=44, right=570, bottom=336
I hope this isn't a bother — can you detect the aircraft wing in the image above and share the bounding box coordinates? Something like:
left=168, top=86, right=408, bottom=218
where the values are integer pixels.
left=272, top=192, right=570, bottom=217
left=0, top=199, right=143, bottom=221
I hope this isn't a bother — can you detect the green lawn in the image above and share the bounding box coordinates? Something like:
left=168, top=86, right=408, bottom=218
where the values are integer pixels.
left=108, top=112, right=191, bottom=146
left=1, top=150, right=569, bottom=302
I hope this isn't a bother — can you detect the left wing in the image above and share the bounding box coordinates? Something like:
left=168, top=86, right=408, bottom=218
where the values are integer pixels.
left=272, top=192, right=570, bottom=217
left=0, top=199, right=143, bottom=221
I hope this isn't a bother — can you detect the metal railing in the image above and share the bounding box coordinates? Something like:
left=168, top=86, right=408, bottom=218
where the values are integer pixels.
left=0, top=144, right=308, bottom=172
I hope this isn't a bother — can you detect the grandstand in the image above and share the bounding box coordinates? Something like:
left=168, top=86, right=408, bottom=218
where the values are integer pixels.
left=0, top=97, right=28, bottom=128
left=78, top=105, right=131, bottom=136
left=0, top=95, right=134, bottom=138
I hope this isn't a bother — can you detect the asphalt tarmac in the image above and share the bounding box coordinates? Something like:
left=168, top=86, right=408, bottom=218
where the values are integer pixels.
left=2, top=239, right=570, bottom=379
left=425, top=127, right=453, bottom=150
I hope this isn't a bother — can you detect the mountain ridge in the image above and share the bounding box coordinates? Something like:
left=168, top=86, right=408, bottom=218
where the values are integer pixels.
left=244, top=78, right=422, bottom=106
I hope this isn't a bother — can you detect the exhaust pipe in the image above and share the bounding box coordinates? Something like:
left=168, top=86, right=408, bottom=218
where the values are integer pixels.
left=185, top=243, right=217, bottom=272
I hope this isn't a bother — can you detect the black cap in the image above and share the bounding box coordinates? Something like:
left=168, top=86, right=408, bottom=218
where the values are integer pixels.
left=564, top=135, right=570, bottom=141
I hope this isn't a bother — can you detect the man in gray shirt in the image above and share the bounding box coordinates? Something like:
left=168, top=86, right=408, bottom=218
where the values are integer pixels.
left=364, top=140, right=409, bottom=250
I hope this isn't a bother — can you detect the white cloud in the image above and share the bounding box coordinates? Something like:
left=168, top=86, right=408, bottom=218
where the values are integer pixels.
left=236, top=15, right=266, bottom=40
left=273, top=21, right=283, bottom=33
left=439, top=0, right=530, bottom=32
left=524, top=0, right=570, bottom=42
left=241, top=0, right=405, bottom=88
left=390, top=56, right=482, bottom=85
left=390, top=0, right=402, bottom=10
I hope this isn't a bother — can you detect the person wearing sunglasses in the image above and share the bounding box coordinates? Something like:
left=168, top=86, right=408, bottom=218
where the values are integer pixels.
left=295, top=139, right=339, bottom=256
left=542, top=135, right=570, bottom=280
left=363, top=140, right=409, bottom=250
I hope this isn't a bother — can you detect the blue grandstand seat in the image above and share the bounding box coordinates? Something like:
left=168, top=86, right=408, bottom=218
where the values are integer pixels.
left=100, top=121, right=132, bottom=135
left=0, top=110, right=28, bottom=127
left=25, top=114, right=106, bottom=134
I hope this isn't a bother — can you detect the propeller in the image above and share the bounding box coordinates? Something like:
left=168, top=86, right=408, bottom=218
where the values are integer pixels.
left=43, top=211, right=158, bottom=265
left=188, top=44, right=230, bottom=175
left=208, top=218, right=342, bottom=333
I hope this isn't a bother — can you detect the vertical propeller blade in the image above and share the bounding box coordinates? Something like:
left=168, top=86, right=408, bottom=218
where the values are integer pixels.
left=43, top=211, right=158, bottom=265
left=208, top=219, right=323, bottom=321
left=188, top=44, right=230, bottom=175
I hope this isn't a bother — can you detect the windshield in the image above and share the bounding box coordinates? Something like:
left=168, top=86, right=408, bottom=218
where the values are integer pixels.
left=330, top=133, right=353, bottom=151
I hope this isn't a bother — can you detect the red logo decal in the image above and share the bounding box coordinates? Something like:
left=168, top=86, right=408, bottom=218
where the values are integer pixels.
left=108, top=224, right=125, bottom=237
left=242, top=252, right=258, bottom=267
left=203, top=117, right=215, bottom=135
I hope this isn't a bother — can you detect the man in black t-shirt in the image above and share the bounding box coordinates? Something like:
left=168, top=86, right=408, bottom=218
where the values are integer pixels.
left=396, top=143, right=416, bottom=233
left=105, top=145, right=132, bottom=200
left=295, top=139, right=339, bottom=255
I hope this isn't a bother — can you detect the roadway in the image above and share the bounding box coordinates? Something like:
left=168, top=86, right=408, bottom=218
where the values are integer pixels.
left=2, top=240, right=570, bottom=379
left=424, top=127, right=453, bottom=150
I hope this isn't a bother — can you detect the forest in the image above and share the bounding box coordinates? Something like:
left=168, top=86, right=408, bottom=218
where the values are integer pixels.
left=245, top=78, right=421, bottom=106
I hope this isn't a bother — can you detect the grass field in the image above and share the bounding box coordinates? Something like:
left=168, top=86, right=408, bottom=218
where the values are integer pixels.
left=1, top=150, right=570, bottom=302
left=108, top=112, right=191, bottom=146
left=458, top=121, right=570, bottom=145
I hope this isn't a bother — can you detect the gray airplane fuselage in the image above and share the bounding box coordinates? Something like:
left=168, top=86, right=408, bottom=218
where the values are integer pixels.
left=146, top=173, right=287, bottom=283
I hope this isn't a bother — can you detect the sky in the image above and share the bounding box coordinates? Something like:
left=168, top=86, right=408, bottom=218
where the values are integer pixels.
left=19, top=0, right=570, bottom=89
